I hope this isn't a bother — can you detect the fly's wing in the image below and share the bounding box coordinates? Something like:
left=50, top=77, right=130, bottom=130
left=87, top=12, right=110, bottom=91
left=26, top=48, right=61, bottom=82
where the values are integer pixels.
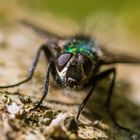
left=19, top=19, right=68, bottom=43
left=100, top=47, right=140, bottom=65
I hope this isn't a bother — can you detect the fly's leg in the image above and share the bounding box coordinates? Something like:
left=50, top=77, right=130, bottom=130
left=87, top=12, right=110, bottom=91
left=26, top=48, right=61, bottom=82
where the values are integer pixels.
left=76, top=81, right=97, bottom=120
left=96, top=68, right=131, bottom=131
left=76, top=63, right=101, bottom=119
left=77, top=67, right=131, bottom=131
left=0, top=44, right=52, bottom=88
left=32, top=62, right=52, bottom=110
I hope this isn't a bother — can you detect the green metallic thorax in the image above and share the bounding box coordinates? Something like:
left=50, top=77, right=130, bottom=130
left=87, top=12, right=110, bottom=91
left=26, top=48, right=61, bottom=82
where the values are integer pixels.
left=64, top=39, right=95, bottom=60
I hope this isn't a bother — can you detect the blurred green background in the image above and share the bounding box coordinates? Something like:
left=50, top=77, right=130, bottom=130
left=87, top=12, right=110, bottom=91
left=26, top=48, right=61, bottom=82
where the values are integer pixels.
left=0, top=0, right=140, bottom=33
left=0, top=0, right=140, bottom=51
left=21, top=0, right=140, bottom=34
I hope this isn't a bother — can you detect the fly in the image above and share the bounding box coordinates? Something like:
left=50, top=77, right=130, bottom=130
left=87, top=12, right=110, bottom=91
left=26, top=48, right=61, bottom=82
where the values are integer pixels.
left=0, top=20, right=140, bottom=132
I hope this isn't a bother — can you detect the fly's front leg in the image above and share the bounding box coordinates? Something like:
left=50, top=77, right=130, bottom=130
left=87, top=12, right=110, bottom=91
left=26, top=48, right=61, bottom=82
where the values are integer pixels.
left=76, top=68, right=114, bottom=121
left=96, top=68, right=131, bottom=131
left=76, top=81, right=97, bottom=120
left=0, top=44, right=52, bottom=88
left=32, top=62, right=52, bottom=110
left=95, top=68, right=116, bottom=107
left=77, top=67, right=131, bottom=131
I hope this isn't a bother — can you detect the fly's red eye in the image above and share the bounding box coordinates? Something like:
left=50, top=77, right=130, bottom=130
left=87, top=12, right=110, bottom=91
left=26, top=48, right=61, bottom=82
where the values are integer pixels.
left=56, top=53, right=72, bottom=71
left=80, top=55, right=93, bottom=76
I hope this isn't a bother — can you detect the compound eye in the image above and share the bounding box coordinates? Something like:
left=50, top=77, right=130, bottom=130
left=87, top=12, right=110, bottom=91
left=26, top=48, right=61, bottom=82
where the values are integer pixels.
left=56, top=53, right=72, bottom=71
left=81, top=55, right=93, bottom=76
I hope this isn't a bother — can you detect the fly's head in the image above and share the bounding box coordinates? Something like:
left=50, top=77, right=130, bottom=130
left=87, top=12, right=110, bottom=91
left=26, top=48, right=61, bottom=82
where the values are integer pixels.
left=54, top=52, right=95, bottom=88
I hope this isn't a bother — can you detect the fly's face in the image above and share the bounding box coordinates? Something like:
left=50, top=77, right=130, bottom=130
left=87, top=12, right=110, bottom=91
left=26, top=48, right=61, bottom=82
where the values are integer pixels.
left=55, top=52, right=94, bottom=88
